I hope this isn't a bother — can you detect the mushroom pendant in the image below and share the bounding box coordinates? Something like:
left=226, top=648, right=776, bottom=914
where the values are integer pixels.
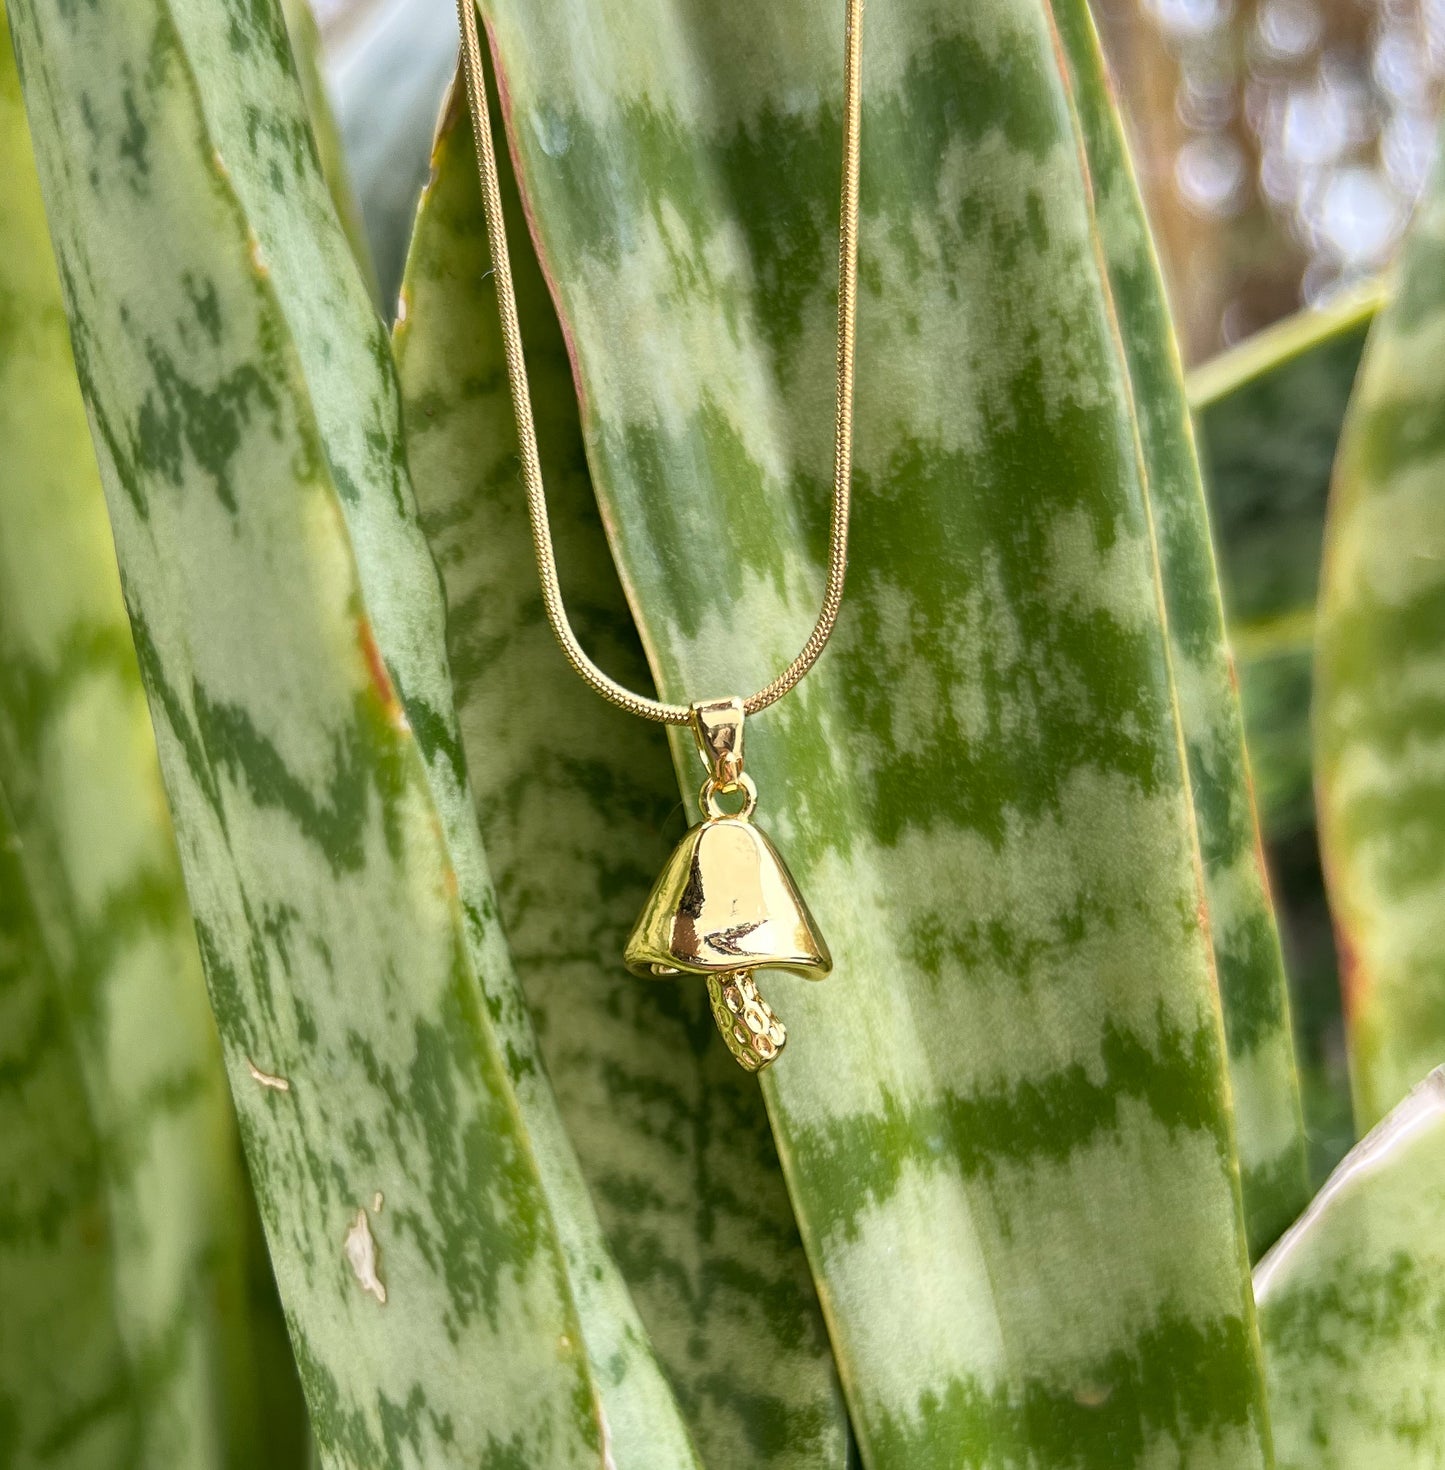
left=624, top=698, right=832, bottom=1071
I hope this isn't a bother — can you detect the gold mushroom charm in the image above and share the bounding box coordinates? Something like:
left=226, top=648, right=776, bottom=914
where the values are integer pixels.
left=625, top=698, right=831, bottom=1071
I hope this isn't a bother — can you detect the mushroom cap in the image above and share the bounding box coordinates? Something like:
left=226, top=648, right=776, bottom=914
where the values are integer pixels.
left=625, top=814, right=832, bottom=980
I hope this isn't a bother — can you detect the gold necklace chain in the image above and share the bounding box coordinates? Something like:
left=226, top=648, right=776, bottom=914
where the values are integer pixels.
left=454, top=0, right=863, bottom=725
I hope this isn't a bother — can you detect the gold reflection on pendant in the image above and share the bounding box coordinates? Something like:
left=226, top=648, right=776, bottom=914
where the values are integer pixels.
left=625, top=809, right=830, bottom=1071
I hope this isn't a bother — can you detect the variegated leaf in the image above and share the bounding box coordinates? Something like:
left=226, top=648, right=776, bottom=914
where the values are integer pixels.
left=0, top=14, right=305, bottom=1463
left=1315, top=145, right=1445, bottom=1132
left=394, top=87, right=850, bottom=1469
left=6, top=0, right=699, bottom=1463
left=277, top=0, right=377, bottom=305
left=1191, top=291, right=1381, bottom=1184
left=478, top=0, right=1271, bottom=1463
left=0, top=800, right=139, bottom=1469
left=1255, top=1067, right=1445, bottom=1467
left=1050, top=0, right=1307, bottom=1259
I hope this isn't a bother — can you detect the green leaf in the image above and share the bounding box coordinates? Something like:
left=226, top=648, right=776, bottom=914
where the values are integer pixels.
left=1191, top=291, right=1381, bottom=1186
left=1190, top=289, right=1380, bottom=841
left=478, top=0, right=1272, bottom=1463
left=394, top=88, right=850, bottom=1469
left=0, top=797, right=137, bottom=1468
left=0, top=14, right=306, bottom=1464
left=1315, top=147, right=1445, bottom=1131
left=276, top=0, right=378, bottom=306
left=1048, top=0, right=1307, bottom=1259
left=1254, top=1067, right=1445, bottom=1468
left=6, top=0, right=699, bottom=1463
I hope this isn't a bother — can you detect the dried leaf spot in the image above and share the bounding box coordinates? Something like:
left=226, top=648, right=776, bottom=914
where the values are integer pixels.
left=246, top=230, right=269, bottom=278
left=246, top=1057, right=291, bottom=1092
left=356, top=617, right=409, bottom=732
left=344, top=1208, right=387, bottom=1304
left=1074, top=1382, right=1113, bottom=1408
left=372, top=1191, right=384, bottom=1214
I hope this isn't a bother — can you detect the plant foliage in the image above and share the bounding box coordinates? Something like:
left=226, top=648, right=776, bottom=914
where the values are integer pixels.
left=4, top=0, right=1445, bottom=1465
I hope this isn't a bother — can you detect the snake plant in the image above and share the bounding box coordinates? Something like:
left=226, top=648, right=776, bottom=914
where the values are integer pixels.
left=1191, top=289, right=1382, bottom=1184
left=6, top=0, right=1445, bottom=1463
left=1315, top=143, right=1445, bottom=1138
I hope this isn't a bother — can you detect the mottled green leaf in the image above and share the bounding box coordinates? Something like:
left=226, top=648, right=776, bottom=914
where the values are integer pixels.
left=0, top=14, right=305, bottom=1464
left=1190, top=291, right=1381, bottom=1186
left=1316, top=147, right=1445, bottom=1131
left=6, top=0, right=698, bottom=1463
left=1050, top=0, right=1307, bottom=1259
left=1254, top=1067, right=1445, bottom=1468
left=0, top=798, right=137, bottom=1469
left=395, top=88, right=850, bottom=1469
left=478, top=0, right=1271, bottom=1463
left=276, top=0, right=377, bottom=306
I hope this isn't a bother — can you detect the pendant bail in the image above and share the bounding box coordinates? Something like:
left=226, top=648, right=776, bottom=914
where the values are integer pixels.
left=691, top=697, right=746, bottom=786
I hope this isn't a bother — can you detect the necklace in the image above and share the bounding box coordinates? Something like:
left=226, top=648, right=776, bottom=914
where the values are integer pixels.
left=454, top=0, right=863, bottom=1071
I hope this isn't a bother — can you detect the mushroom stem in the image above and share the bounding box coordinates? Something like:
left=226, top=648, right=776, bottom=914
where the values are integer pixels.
left=706, top=970, right=788, bottom=1072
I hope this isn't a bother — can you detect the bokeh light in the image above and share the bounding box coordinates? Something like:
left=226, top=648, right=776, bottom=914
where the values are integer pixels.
left=1096, top=0, right=1445, bottom=359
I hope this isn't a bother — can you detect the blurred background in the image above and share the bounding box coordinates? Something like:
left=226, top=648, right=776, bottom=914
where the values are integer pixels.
left=1094, top=0, right=1443, bottom=360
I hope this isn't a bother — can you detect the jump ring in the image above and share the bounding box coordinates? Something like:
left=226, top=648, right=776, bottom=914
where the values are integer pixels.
left=701, top=772, right=758, bottom=820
